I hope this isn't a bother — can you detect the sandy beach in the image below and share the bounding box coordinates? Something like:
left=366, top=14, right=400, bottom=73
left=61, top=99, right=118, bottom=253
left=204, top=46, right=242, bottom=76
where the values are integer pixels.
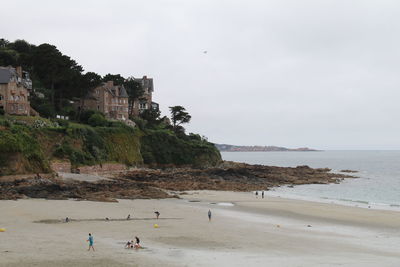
left=1, top=191, right=400, bottom=267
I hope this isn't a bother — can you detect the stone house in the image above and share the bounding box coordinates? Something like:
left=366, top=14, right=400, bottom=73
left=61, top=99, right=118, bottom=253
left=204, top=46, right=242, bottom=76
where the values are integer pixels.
left=0, top=66, right=33, bottom=116
left=130, top=76, right=158, bottom=116
left=78, top=81, right=129, bottom=121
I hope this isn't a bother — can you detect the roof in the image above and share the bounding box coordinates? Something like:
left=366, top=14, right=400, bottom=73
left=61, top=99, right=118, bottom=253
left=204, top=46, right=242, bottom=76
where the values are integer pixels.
left=0, top=67, right=13, bottom=84
left=119, top=85, right=129, bottom=98
left=134, top=76, right=154, bottom=92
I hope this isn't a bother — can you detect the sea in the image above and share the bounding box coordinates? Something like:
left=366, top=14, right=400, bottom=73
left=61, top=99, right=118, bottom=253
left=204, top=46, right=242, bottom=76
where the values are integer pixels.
left=221, top=151, right=400, bottom=211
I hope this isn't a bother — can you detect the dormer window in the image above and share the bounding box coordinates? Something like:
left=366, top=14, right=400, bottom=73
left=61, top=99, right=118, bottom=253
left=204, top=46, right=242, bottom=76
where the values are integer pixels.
left=139, top=102, right=147, bottom=109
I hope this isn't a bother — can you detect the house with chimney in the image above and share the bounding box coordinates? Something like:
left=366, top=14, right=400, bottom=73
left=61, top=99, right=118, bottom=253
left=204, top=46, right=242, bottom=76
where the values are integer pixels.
left=130, top=76, right=159, bottom=116
left=77, top=81, right=129, bottom=121
left=0, top=66, right=33, bottom=116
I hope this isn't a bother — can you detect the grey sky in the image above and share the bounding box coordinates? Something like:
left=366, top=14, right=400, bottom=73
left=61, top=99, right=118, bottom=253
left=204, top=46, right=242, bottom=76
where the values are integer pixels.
left=2, top=0, right=400, bottom=149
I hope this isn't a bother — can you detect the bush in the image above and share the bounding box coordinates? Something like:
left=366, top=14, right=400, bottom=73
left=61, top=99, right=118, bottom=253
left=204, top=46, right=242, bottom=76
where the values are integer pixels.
left=34, top=103, right=55, bottom=118
left=88, top=113, right=107, bottom=127
left=140, top=129, right=221, bottom=167
left=131, top=116, right=147, bottom=130
left=54, top=119, right=69, bottom=128
left=79, top=110, right=106, bottom=124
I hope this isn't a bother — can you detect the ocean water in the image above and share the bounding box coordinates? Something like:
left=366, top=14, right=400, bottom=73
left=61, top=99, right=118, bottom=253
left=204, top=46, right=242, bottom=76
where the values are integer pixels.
left=221, top=151, right=400, bottom=210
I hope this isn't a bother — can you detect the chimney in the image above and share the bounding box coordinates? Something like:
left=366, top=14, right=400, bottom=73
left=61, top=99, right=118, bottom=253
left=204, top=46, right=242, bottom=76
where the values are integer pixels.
left=143, top=75, right=147, bottom=79
left=106, top=81, right=114, bottom=87
left=16, top=66, right=22, bottom=78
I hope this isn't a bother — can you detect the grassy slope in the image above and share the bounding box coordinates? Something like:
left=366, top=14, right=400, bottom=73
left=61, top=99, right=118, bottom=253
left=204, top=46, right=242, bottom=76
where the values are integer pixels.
left=0, top=116, right=222, bottom=176
left=0, top=116, right=143, bottom=175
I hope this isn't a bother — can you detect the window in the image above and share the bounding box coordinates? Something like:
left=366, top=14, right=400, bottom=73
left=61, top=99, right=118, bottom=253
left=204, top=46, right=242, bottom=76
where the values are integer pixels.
left=0, top=95, right=3, bottom=100
left=139, top=102, right=147, bottom=109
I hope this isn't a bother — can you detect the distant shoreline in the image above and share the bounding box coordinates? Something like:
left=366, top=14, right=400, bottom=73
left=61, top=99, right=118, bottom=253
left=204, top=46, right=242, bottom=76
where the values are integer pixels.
left=215, top=143, right=319, bottom=152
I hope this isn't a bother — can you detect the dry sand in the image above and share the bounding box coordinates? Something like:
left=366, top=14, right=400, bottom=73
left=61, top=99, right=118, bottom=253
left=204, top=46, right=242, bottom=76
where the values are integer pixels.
left=1, top=191, right=400, bottom=267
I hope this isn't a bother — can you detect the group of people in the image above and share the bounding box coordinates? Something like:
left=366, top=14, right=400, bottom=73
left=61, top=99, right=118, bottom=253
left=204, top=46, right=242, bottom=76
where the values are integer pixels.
left=255, top=191, right=265, bottom=199
left=86, top=209, right=213, bottom=252
left=125, top=236, right=141, bottom=249
left=86, top=233, right=141, bottom=251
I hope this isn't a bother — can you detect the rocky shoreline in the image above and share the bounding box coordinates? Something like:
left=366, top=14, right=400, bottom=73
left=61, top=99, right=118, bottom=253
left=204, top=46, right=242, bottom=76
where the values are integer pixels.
left=0, top=162, right=355, bottom=202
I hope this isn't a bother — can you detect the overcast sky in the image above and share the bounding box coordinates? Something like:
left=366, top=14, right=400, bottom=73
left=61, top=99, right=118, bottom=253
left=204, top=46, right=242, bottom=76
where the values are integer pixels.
left=2, top=0, right=400, bottom=149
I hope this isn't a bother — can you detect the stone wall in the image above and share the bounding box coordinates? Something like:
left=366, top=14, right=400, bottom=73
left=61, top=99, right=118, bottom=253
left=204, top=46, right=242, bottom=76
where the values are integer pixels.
left=51, top=161, right=72, bottom=173
left=50, top=161, right=127, bottom=175
left=77, top=163, right=127, bottom=174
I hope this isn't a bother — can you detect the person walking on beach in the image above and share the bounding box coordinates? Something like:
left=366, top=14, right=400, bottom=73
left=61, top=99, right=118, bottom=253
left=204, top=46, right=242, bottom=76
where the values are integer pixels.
left=255, top=191, right=258, bottom=198
left=87, top=233, right=95, bottom=251
left=262, top=191, right=264, bottom=199
left=208, top=209, right=212, bottom=221
left=154, top=211, right=160, bottom=219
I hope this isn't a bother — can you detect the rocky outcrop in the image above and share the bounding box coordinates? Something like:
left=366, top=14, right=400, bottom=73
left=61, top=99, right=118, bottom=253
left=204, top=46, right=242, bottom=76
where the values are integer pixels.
left=121, top=162, right=354, bottom=192
left=0, top=162, right=355, bottom=202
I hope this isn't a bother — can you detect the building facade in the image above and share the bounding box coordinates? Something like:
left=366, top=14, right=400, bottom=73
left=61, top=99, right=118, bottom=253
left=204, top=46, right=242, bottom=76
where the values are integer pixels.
left=0, top=66, right=33, bottom=116
left=130, top=76, right=158, bottom=116
left=78, top=81, right=129, bottom=121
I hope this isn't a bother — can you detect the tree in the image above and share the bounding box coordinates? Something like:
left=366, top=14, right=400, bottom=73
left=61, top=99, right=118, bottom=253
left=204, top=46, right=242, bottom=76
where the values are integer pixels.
left=169, top=106, right=191, bottom=130
left=0, top=38, right=9, bottom=48
left=0, top=50, right=17, bottom=66
left=124, top=77, right=144, bottom=116
left=80, top=72, right=102, bottom=96
left=102, top=73, right=125, bottom=85
left=10, top=39, right=31, bottom=54
left=141, top=108, right=161, bottom=128
left=32, top=43, right=83, bottom=111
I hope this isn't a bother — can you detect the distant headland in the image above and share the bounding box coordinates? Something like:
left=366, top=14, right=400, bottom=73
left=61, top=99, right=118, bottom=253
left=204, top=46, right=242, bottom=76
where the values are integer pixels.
left=215, top=144, right=318, bottom=152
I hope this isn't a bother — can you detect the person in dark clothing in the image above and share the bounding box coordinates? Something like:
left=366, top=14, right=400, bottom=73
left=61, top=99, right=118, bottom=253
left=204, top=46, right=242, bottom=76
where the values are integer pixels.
left=154, top=211, right=160, bottom=219
left=208, top=210, right=212, bottom=221
left=262, top=191, right=264, bottom=199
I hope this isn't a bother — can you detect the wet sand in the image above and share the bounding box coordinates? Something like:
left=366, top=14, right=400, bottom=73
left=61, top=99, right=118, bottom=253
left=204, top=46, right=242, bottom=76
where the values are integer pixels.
left=1, top=191, right=400, bottom=266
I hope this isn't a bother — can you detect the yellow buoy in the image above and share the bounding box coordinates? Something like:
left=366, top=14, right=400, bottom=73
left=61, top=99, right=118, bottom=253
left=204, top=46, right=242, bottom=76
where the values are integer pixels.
left=0, top=228, right=6, bottom=232
left=153, top=224, right=159, bottom=228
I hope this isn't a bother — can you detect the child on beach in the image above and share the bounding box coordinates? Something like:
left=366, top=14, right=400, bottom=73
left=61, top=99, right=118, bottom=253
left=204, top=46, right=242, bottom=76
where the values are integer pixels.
left=125, top=240, right=134, bottom=249
left=154, top=211, right=160, bottom=219
left=87, top=233, right=95, bottom=251
left=134, top=236, right=141, bottom=249
left=208, top=210, right=212, bottom=221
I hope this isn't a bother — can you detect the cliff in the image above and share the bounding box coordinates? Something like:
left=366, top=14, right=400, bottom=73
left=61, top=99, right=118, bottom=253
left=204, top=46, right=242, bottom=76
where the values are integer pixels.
left=0, top=116, right=221, bottom=176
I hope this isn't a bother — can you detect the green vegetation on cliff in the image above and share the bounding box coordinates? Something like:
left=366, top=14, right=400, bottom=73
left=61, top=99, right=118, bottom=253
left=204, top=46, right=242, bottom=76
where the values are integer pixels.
left=141, top=129, right=221, bottom=167
left=134, top=107, right=221, bottom=167
left=0, top=116, right=142, bottom=175
left=0, top=114, right=221, bottom=175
